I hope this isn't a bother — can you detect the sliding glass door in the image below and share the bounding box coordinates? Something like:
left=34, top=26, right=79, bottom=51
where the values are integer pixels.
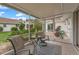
left=73, top=8, right=79, bottom=46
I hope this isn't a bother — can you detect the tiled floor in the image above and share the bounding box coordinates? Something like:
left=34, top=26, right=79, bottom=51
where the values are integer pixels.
left=45, top=32, right=78, bottom=55
left=46, top=41, right=78, bottom=55
left=3, top=40, right=78, bottom=55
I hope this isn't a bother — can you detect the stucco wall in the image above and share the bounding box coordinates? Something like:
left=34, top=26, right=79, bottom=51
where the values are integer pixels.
left=0, top=23, right=16, bottom=32
left=0, top=24, right=3, bottom=27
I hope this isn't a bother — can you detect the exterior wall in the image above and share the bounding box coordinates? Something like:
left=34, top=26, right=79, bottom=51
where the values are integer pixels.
left=45, top=13, right=73, bottom=43
left=0, top=23, right=16, bottom=32
left=0, top=24, right=3, bottom=27
left=55, top=13, right=73, bottom=43
left=56, top=16, right=73, bottom=43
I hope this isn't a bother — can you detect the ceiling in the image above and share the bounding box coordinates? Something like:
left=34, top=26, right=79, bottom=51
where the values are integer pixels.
left=4, top=3, right=79, bottom=19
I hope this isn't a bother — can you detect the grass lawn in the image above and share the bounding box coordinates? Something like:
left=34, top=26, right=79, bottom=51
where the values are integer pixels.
left=0, top=32, right=11, bottom=44
left=0, top=31, right=36, bottom=44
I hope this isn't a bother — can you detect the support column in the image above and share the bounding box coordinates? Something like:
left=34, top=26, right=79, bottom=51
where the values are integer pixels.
left=78, top=11, right=79, bottom=46
left=29, top=15, right=31, bottom=41
left=52, top=18, right=55, bottom=31
left=42, top=19, right=46, bottom=32
left=73, top=11, right=78, bottom=46
left=42, top=20, right=44, bottom=32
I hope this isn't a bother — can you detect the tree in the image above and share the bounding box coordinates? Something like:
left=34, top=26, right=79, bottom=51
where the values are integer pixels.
left=33, top=20, right=42, bottom=32
left=0, top=26, right=3, bottom=32
left=19, top=22, right=25, bottom=30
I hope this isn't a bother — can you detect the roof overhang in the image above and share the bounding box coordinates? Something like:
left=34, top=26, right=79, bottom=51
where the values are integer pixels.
left=2, top=3, right=79, bottom=19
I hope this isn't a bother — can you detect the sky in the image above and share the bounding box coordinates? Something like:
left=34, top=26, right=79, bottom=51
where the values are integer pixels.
left=0, top=5, right=35, bottom=20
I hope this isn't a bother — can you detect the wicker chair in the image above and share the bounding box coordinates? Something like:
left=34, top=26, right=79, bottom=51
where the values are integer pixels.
left=8, top=35, right=32, bottom=55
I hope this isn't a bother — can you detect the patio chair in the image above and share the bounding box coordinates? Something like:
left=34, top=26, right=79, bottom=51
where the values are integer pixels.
left=31, top=39, right=42, bottom=55
left=36, top=32, right=50, bottom=41
left=8, top=35, right=32, bottom=55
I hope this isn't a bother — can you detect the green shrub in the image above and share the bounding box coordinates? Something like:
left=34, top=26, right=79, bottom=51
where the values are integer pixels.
left=33, top=20, right=42, bottom=32
left=0, top=26, right=3, bottom=32
left=19, top=29, right=28, bottom=34
left=16, top=24, right=19, bottom=27
left=11, top=29, right=28, bottom=35
left=11, top=27, right=19, bottom=35
left=19, top=22, right=25, bottom=30
left=11, top=31, right=19, bottom=35
left=25, top=30, right=29, bottom=33
left=30, top=28, right=35, bottom=33
left=11, top=27, right=18, bottom=31
left=22, top=29, right=28, bottom=33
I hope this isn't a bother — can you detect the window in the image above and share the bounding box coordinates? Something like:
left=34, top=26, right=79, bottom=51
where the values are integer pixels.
left=3, top=24, right=6, bottom=27
left=48, top=23, right=53, bottom=31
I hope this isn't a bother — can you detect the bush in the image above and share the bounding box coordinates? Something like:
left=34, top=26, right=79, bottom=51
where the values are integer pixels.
left=19, top=29, right=28, bottom=34
left=11, top=30, right=28, bottom=36
left=11, top=31, right=19, bottom=35
left=22, top=29, right=28, bottom=33
left=33, top=20, right=42, bottom=32
left=30, top=28, right=35, bottom=33
left=0, top=26, right=3, bottom=32
left=11, top=27, right=18, bottom=31
left=11, top=27, right=19, bottom=35
left=19, top=22, right=25, bottom=30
